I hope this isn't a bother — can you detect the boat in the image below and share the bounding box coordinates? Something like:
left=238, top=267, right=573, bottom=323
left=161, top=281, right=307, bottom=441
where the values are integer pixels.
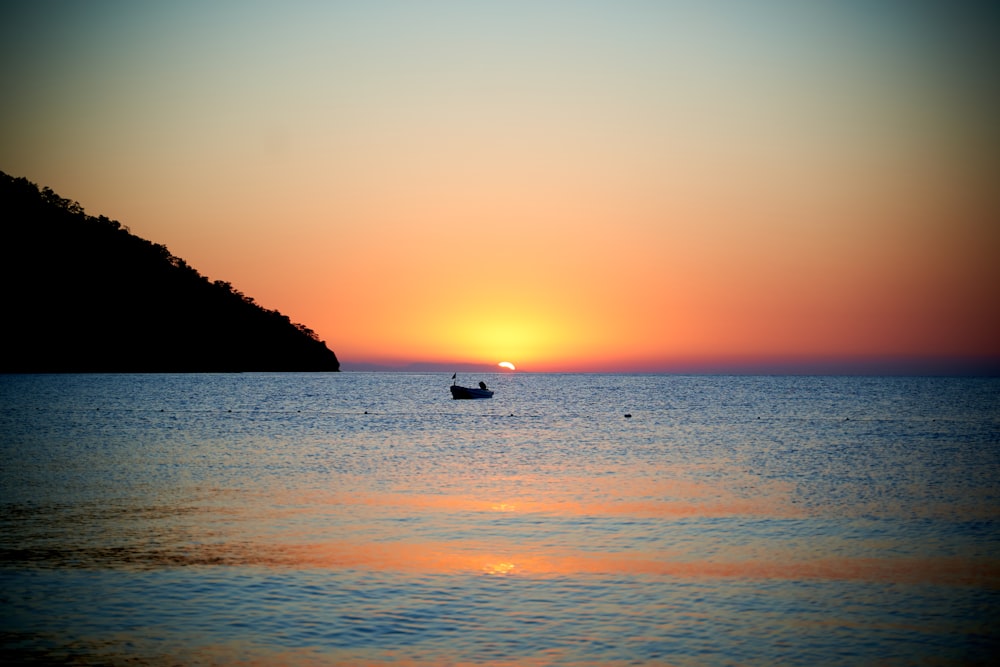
left=449, top=375, right=493, bottom=399
left=450, top=384, right=494, bottom=399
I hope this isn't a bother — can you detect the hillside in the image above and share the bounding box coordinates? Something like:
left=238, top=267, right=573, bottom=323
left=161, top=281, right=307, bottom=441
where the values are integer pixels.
left=0, top=172, right=340, bottom=372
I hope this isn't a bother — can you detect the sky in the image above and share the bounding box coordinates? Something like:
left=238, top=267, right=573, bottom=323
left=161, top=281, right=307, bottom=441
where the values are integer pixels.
left=2, top=1, right=998, bottom=373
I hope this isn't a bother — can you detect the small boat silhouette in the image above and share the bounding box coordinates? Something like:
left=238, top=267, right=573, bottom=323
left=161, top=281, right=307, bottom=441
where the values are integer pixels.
left=449, top=374, right=493, bottom=399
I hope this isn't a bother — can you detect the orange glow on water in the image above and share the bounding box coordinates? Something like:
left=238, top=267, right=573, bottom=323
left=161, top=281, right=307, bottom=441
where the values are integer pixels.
left=216, top=484, right=1000, bottom=587
left=251, top=539, right=999, bottom=588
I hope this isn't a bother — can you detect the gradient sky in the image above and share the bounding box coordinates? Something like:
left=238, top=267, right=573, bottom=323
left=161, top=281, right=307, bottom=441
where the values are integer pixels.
left=3, top=1, right=998, bottom=372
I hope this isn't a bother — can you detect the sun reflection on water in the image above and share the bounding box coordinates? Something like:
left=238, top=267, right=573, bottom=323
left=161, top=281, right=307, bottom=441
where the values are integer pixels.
left=484, top=561, right=516, bottom=575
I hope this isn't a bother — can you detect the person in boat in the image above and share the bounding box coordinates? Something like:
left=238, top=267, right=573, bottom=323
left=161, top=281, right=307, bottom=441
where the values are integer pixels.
left=478, top=381, right=488, bottom=390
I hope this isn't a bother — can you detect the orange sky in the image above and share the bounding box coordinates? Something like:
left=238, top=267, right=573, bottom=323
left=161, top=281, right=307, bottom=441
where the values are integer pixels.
left=2, top=2, right=998, bottom=372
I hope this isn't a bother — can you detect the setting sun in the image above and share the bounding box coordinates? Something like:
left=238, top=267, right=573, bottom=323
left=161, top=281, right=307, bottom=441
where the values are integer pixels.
left=498, top=362, right=516, bottom=371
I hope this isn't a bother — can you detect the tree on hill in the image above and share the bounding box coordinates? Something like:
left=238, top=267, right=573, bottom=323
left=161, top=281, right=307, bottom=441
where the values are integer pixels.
left=0, top=171, right=340, bottom=372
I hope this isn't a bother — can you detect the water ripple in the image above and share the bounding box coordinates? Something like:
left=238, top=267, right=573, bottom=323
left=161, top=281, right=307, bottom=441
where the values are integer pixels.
left=2, top=373, right=999, bottom=665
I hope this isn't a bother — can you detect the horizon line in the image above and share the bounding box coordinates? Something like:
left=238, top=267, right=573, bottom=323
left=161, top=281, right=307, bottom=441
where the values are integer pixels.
left=341, top=357, right=1000, bottom=377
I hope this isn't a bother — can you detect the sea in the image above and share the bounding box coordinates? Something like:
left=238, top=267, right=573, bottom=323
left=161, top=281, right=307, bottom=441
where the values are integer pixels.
left=1, top=372, right=998, bottom=666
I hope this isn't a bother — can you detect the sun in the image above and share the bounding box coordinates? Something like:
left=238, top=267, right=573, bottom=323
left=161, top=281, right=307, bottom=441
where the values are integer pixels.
left=498, top=361, right=516, bottom=371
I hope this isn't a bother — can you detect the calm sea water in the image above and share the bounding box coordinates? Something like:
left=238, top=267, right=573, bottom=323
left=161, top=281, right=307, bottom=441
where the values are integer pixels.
left=1, top=372, right=998, bottom=666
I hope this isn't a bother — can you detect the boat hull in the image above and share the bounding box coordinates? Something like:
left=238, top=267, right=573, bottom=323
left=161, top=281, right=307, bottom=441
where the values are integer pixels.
left=450, top=385, right=493, bottom=399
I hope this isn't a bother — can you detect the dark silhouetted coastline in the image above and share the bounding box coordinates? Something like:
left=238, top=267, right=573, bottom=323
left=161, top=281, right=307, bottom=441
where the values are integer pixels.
left=1, top=172, right=339, bottom=372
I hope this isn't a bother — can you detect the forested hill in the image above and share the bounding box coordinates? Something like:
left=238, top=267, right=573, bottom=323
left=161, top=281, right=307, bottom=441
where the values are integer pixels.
left=1, top=172, right=340, bottom=372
